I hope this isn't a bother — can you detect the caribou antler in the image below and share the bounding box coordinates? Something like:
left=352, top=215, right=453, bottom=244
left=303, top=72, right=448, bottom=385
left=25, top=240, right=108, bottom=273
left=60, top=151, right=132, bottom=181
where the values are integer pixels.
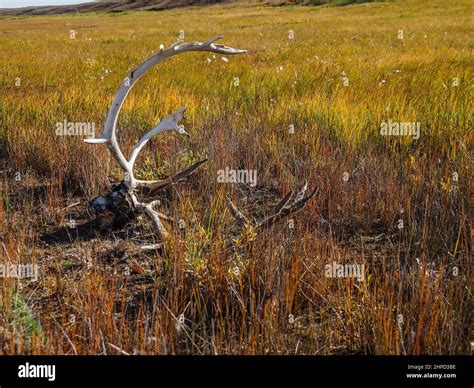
left=86, top=37, right=246, bottom=239
left=227, top=180, right=317, bottom=230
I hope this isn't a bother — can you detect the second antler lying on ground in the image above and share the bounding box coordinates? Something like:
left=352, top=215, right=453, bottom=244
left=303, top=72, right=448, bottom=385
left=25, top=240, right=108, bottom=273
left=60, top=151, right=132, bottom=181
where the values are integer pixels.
left=85, top=37, right=246, bottom=240
left=227, top=180, right=318, bottom=230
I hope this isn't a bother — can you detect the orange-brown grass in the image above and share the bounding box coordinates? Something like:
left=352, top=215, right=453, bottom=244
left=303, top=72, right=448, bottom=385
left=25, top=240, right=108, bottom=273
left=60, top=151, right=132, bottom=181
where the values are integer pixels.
left=0, top=0, right=471, bottom=354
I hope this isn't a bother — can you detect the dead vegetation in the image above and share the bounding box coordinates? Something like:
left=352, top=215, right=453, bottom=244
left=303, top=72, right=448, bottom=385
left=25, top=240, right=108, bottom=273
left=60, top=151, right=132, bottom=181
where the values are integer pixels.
left=0, top=0, right=471, bottom=355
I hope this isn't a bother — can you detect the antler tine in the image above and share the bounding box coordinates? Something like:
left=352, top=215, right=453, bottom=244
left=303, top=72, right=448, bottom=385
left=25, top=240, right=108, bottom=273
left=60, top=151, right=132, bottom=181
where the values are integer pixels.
left=85, top=37, right=246, bottom=239
left=138, top=159, right=208, bottom=192
left=226, top=182, right=316, bottom=230
left=227, top=196, right=250, bottom=225
left=201, top=36, right=247, bottom=55
left=129, top=107, right=208, bottom=190
left=85, top=37, right=246, bottom=189
left=127, top=106, right=188, bottom=173
left=291, top=185, right=318, bottom=212
left=142, top=202, right=170, bottom=240
left=128, top=194, right=170, bottom=240
left=174, top=36, right=247, bottom=55
left=274, top=190, right=293, bottom=213
left=292, top=180, right=308, bottom=205
left=257, top=182, right=317, bottom=229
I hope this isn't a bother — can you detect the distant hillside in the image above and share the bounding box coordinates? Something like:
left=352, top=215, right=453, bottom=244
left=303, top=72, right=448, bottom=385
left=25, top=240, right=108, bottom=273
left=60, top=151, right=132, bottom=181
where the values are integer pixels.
left=0, top=0, right=380, bottom=17
left=0, top=0, right=229, bottom=16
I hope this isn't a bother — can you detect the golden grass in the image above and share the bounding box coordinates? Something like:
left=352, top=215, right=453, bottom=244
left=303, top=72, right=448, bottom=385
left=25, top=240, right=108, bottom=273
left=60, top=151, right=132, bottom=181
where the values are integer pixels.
left=0, top=0, right=471, bottom=354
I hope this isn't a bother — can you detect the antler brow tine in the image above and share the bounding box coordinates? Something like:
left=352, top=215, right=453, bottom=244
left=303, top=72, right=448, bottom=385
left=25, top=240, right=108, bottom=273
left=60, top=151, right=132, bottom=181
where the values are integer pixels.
left=86, top=37, right=246, bottom=239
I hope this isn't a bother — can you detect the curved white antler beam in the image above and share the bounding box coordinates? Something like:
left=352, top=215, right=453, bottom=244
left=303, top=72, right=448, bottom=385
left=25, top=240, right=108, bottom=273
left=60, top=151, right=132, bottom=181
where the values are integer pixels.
left=86, top=36, right=246, bottom=189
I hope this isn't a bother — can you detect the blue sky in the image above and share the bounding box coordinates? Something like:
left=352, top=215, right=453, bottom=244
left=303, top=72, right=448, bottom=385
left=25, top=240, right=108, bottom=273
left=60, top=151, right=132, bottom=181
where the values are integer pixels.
left=0, top=0, right=94, bottom=8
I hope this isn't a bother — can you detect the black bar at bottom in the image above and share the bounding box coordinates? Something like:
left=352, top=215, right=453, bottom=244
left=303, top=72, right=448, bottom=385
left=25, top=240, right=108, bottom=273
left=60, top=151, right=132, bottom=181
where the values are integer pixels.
left=0, top=355, right=470, bottom=387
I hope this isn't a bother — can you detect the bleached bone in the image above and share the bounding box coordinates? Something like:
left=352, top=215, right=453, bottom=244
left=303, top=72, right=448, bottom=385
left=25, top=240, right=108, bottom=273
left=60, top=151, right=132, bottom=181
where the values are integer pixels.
left=86, top=37, right=246, bottom=239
